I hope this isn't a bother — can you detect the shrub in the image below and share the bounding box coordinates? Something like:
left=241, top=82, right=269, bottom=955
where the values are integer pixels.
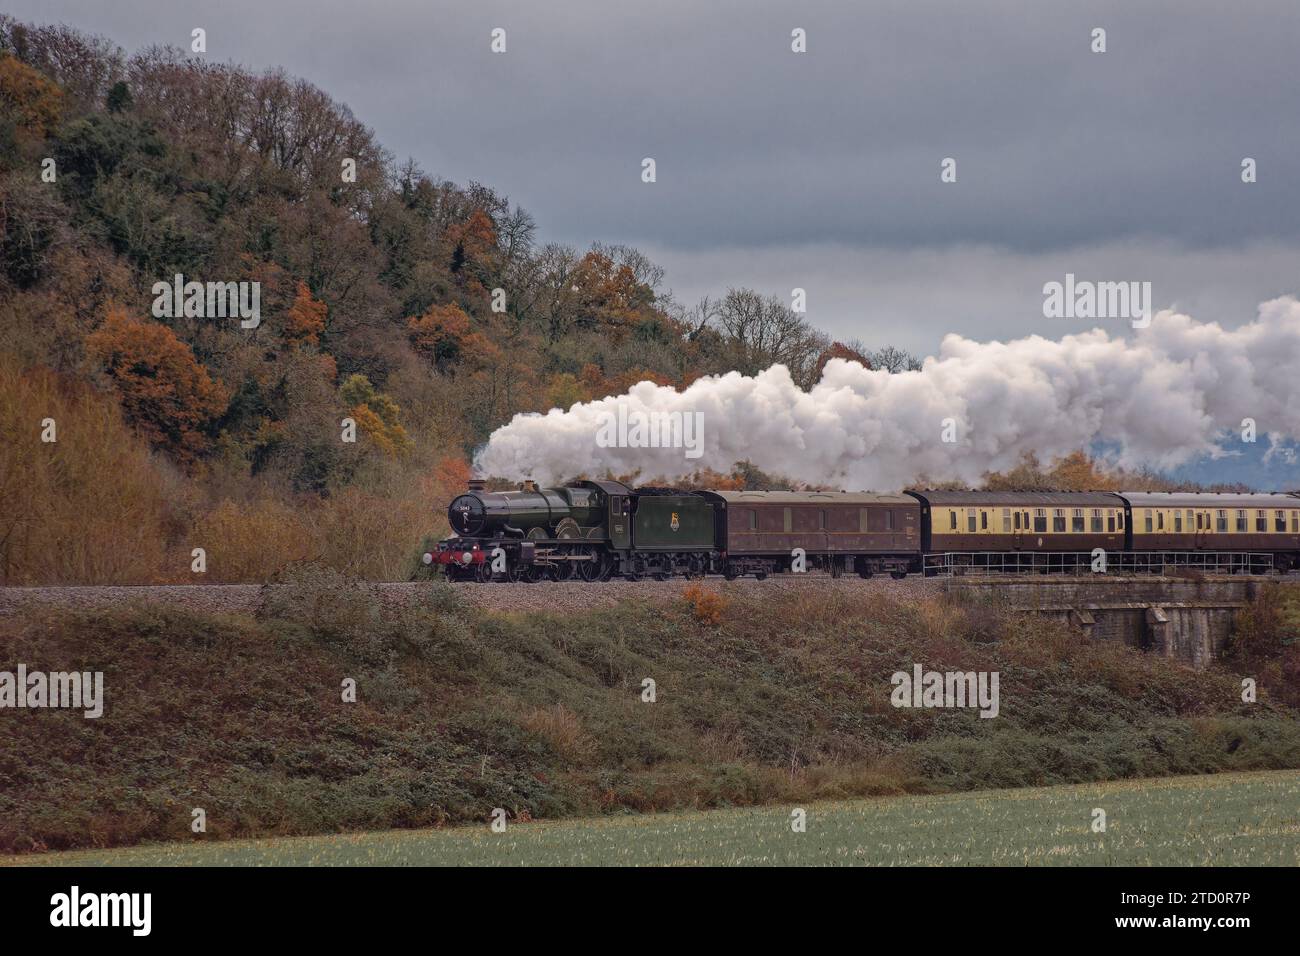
left=682, top=583, right=728, bottom=626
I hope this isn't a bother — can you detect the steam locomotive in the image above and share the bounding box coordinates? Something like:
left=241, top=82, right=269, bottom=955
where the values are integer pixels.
left=425, top=479, right=1300, bottom=580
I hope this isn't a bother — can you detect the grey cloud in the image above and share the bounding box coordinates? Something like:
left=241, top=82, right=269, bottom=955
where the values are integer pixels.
left=9, top=0, right=1299, bottom=354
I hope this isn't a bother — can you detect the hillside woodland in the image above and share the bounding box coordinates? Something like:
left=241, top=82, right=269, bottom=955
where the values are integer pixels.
left=0, top=19, right=1246, bottom=584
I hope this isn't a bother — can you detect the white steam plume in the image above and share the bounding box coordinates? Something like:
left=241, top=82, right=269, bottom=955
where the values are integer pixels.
left=475, top=297, right=1300, bottom=490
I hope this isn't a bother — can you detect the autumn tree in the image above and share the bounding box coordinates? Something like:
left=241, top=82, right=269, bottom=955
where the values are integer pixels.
left=442, top=207, right=499, bottom=295
left=340, top=373, right=412, bottom=457
left=814, top=340, right=872, bottom=378
left=284, top=280, right=327, bottom=347
left=85, top=305, right=229, bottom=464
left=569, top=249, right=655, bottom=337
left=407, top=302, right=498, bottom=373
left=0, top=53, right=64, bottom=143
left=1049, top=450, right=1119, bottom=491
left=544, top=372, right=588, bottom=410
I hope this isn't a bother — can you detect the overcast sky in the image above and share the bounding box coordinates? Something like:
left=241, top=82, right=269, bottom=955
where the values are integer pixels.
left=10, top=0, right=1300, bottom=355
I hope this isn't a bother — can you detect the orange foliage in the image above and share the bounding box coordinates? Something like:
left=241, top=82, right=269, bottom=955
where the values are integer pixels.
left=685, top=468, right=746, bottom=491
left=85, top=306, right=229, bottom=464
left=982, top=450, right=1122, bottom=492
left=815, top=341, right=871, bottom=378
left=568, top=251, right=652, bottom=337
left=682, top=583, right=729, bottom=626
left=408, top=302, right=499, bottom=372
left=348, top=402, right=410, bottom=458
left=0, top=56, right=64, bottom=141
left=1049, top=450, right=1120, bottom=491
left=443, top=208, right=498, bottom=293
left=575, top=363, right=676, bottom=400
left=284, top=280, right=327, bottom=347
left=433, top=455, right=471, bottom=496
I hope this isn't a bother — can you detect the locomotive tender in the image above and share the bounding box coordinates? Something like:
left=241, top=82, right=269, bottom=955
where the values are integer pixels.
left=427, top=479, right=1300, bottom=580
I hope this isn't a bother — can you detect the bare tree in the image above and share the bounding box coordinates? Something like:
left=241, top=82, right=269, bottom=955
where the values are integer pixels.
left=866, top=345, right=922, bottom=373
left=709, top=288, right=829, bottom=387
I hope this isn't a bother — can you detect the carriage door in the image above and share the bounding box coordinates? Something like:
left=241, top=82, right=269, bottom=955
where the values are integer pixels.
left=1012, top=509, right=1023, bottom=550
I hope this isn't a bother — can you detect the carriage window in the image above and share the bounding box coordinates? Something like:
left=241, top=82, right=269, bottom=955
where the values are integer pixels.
left=885, top=509, right=894, bottom=531
left=1217, top=510, right=1228, bottom=533
left=1276, top=510, right=1287, bottom=532
left=968, top=509, right=977, bottom=532
left=1173, top=512, right=1182, bottom=532
left=1052, top=509, right=1065, bottom=532
left=1092, top=508, right=1104, bottom=533
left=950, top=510, right=958, bottom=531
left=1236, top=510, right=1247, bottom=532
left=980, top=511, right=988, bottom=531
left=1144, top=510, right=1153, bottom=533
left=748, top=509, right=757, bottom=531
left=1118, top=511, right=1125, bottom=530
left=1002, top=508, right=1011, bottom=533
left=1033, top=508, right=1047, bottom=533
left=1196, top=513, right=1204, bottom=531
left=1014, top=511, right=1021, bottom=530
left=1292, top=512, right=1299, bottom=533
left=818, top=509, right=826, bottom=530
left=1072, top=508, right=1085, bottom=532
left=1157, top=511, right=1164, bottom=531
left=1107, top=511, right=1116, bottom=533
left=1256, top=510, right=1267, bottom=532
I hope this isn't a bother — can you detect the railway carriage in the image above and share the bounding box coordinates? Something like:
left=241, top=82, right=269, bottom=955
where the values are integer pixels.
left=907, top=490, right=1126, bottom=571
left=1122, top=492, right=1300, bottom=571
left=703, top=490, right=920, bottom=578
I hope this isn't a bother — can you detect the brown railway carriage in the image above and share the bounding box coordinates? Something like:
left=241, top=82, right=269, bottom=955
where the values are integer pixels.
left=908, top=490, right=1127, bottom=553
left=1123, top=492, right=1300, bottom=568
left=703, top=490, right=921, bottom=575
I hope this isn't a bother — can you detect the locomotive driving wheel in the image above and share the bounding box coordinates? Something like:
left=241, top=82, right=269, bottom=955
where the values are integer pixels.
left=575, top=545, right=602, bottom=581
left=553, top=522, right=581, bottom=581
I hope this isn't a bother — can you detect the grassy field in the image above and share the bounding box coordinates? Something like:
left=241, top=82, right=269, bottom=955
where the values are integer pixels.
left=8, top=771, right=1297, bottom=867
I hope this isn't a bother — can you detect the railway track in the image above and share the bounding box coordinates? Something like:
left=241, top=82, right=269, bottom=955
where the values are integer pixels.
left=0, top=576, right=943, bottom=618
left=1, top=572, right=1288, bottom=619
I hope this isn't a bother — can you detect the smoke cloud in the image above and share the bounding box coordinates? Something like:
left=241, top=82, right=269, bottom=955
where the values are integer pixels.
left=475, top=298, right=1300, bottom=490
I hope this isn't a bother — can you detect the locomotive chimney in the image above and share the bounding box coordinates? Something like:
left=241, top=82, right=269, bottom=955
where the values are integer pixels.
left=467, top=478, right=486, bottom=492
left=521, top=479, right=538, bottom=492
